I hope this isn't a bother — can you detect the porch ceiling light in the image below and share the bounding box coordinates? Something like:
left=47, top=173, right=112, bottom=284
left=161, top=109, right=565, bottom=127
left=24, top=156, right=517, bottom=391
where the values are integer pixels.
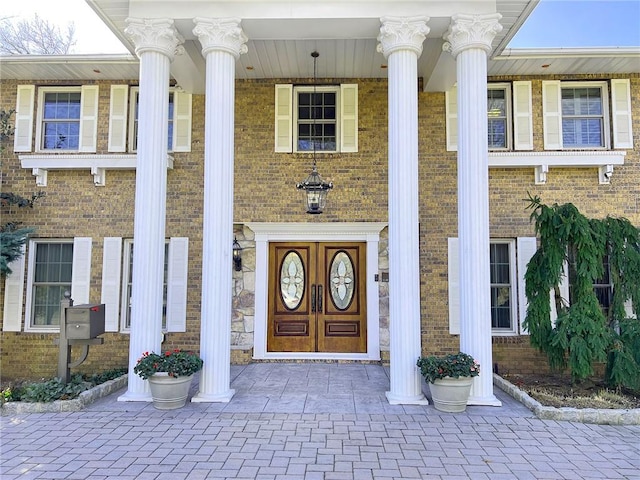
left=296, top=51, right=333, bottom=214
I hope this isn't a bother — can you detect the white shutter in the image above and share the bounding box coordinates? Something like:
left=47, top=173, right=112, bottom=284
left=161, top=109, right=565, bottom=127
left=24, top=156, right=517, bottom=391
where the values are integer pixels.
left=2, top=248, right=26, bottom=332
left=14, top=85, right=35, bottom=152
left=445, top=87, right=458, bottom=152
left=516, top=237, right=537, bottom=334
left=108, top=85, right=128, bottom=152
left=513, top=81, right=533, bottom=150
left=71, top=237, right=92, bottom=305
left=623, top=298, right=636, bottom=319
left=274, top=84, right=293, bottom=153
left=101, top=237, right=122, bottom=332
left=172, top=91, right=192, bottom=152
left=340, top=84, right=358, bottom=152
left=448, top=237, right=460, bottom=335
left=165, top=237, right=188, bottom=332
left=542, top=81, right=562, bottom=150
left=611, top=79, right=633, bottom=149
left=79, top=85, right=99, bottom=152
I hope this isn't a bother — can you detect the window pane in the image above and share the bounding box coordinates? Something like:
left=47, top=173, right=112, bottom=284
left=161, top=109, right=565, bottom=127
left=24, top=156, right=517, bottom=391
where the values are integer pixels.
left=490, top=243, right=512, bottom=329
left=296, top=89, right=338, bottom=152
left=561, top=86, right=604, bottom=148
left=31, top=243, right=73, bottom=327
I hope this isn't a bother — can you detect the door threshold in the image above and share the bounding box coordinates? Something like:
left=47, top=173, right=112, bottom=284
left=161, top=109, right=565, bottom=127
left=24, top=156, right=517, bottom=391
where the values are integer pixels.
left=256, top=352, right=380, bottom=362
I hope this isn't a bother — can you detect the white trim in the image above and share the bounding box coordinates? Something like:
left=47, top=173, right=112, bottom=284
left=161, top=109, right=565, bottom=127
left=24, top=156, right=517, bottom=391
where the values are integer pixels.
left=487, top=82, right=512, bottom=151
left=35, top=86, right=83, bottom=153
left=19, top=154, right=174, bottom=186
left=248, top=222, right=385, bottom=361
left=490, top=239, right=519, bottom=336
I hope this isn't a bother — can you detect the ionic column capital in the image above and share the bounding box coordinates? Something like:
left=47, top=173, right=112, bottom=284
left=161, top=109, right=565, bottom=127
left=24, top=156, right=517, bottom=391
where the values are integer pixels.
left=443, top=13, right=503, bottom=58
left=193, top=17, right=248, bottom=58
left=377, top=16, right=430, bottom=58
left=125, top=18, right=184, bottom=60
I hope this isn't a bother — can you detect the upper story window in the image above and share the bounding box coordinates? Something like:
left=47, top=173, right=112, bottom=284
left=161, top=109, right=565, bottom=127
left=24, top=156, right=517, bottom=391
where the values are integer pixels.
left=129, top=88, right=175, bottom=152
left=295, top=87, right=337, bottom=152
left=560, top=83, right=607, bottom=148
left=41, top=90, right=81, bottom=150
left=274, top=83, right=358, bottom=154
left=487, top=84, right=512, bottom=150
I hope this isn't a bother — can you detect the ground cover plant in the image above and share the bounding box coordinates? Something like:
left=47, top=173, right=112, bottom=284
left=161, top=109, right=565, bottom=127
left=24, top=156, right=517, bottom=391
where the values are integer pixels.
left=1, top=368, right=127, bottom=404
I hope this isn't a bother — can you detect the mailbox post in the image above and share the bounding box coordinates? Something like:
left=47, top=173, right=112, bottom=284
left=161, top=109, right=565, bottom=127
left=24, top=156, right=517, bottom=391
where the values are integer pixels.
left=56, top=292, right=106, bottom=383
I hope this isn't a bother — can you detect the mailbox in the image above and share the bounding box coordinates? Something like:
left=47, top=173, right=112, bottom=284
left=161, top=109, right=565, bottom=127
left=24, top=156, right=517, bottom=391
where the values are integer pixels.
left=65, top=304, right=105, bottom=340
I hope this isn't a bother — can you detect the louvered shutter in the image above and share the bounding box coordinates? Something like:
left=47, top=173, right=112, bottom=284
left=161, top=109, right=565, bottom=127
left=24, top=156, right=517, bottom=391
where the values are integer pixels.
left=445, top=87, right=458, bottom=152
left=71, top=237, right=92, bottom=304
left=611, top=79, right=633, bottom=149
left=516, top=237, right=537, bottom=334
left=108, top=85, right=128, bottom=152
left=2, top=249, right=26, bottom=332
left=101, top=237, right=122, bottom=332
left=14, top=85, right=35, bottom=152
left=274, top=84, right=293, bottom=152
left=340, top=84, right=358, bottom=152
left=79, top=85, right=99, bottom=152
left=448, top=238, right=460, bottom=334
left=542, top=81, right=562, bottom=150
left=172, top=91, right=192, bottom=152
left=513, top=81, right=533, bottom=150
left=550, top=261, right=570, bottom=327
left=165, top=237, right=188, bottom=332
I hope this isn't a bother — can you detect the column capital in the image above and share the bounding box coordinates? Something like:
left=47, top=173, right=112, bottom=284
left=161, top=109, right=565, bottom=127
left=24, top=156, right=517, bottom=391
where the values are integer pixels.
left=377, top=16, right=429, bottom=58
left=443, top=13, right=503, bottom=58
left=125, top=18, right=184, bottom=60
left=193, top=17, right=248, bottom=58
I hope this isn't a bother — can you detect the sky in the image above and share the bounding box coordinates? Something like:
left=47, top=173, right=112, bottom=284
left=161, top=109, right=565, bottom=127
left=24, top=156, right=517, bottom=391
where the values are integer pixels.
left=2, top=0, right=639, bottom=54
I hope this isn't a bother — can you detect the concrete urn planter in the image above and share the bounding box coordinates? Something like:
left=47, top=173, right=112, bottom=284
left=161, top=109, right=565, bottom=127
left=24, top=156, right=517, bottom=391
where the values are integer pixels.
left=147, top=373, right=194, bottom=410
left=428, top=376, right=474, bottom=413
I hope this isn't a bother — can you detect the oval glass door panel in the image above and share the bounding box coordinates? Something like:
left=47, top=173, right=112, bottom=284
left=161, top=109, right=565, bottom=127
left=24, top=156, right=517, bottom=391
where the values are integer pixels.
left=280, top=251, right=305, bottom=310
left=329, top=251, right=354, bottom=310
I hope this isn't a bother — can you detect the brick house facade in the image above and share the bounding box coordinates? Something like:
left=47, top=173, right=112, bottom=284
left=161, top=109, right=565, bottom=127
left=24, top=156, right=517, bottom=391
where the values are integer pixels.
left=1, top=1, right=638, bottom=406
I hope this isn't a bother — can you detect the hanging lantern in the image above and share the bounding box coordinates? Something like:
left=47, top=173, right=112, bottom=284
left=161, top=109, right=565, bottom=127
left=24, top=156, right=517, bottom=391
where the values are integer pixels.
left=296, top=51, right=333, bottom=214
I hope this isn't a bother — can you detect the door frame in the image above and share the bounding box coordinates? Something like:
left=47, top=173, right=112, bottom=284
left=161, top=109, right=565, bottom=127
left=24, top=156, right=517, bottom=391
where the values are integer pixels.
left=248, top=222, right=386, bottom=361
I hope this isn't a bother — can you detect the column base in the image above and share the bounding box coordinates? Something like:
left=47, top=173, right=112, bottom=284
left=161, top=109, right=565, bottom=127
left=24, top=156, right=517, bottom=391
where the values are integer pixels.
left=191, top=388, right=236, bottom=403
left=467, top=394, right=502, bottom=407
left=385, top=391, right=429, bottom=405
left=117, top=390, right=152, bottom=402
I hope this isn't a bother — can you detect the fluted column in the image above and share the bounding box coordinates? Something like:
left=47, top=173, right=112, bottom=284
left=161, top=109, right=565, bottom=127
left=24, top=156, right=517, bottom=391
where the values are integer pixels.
left=191, top=17, right=247, bottom=403
left=444, top=13, right=503, bottom=406
left=378, top=16, right=429, bottom=405
left=119, top=18, right=184, bottom=402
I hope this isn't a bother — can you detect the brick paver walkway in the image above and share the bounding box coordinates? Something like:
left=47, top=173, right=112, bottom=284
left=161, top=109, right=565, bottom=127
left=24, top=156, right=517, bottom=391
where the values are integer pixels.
left=2, top=363, right=639, bottom=479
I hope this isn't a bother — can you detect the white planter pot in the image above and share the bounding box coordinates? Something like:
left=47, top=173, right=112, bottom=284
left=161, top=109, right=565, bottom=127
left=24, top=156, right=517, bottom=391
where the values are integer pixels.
left=428, top=376, right=474, bottom=413
left=147, top=373, right=194, bottom=410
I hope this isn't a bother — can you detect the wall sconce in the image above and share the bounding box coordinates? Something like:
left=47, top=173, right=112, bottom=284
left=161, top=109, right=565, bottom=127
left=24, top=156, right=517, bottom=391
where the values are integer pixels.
left=232, top=237, right=243, bottom=271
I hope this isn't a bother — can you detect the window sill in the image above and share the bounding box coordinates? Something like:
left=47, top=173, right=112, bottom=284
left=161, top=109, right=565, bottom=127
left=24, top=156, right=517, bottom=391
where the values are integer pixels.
left=489, top=150, right=626, bottom=185
left=19, top=154, right=175, bottom=187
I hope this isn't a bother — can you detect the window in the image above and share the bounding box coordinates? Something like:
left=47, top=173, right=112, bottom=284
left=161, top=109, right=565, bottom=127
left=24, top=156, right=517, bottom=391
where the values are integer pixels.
left=41, top=91, right=81, bottom=150
left=129, top=88, right=175, bottom=152
left=487, top=84, right=511, bottom=150
left=448, top=237, right=536, bottom=336
left=274, top=84, right=358, bottom=153
left=567, top=247, right=613, bottom=316
left=121, top=240, right=169, bottom=330
left=490, top=241, right=517, bottom=331
left=295, top=86, right=337, bottom=152
left=32, top=85, right=99, bottom=153
left=561, top=85, right=606, bottom=148
left=30, top=242, right=73, bottom=326
left=542, top=80, right=613, bottom=150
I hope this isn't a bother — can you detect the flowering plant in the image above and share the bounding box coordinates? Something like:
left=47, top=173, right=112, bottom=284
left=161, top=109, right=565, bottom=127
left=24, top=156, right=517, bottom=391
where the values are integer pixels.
left=416, top=352, right=480, bottom=383
left=134, top=349, right=203, bottom=380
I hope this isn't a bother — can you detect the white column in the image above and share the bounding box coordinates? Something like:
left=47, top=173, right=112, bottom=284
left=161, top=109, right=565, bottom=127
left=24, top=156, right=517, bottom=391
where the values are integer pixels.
left=191, top=17, right=247, bottom=403
left=444, top=13, right=503, bottom=406
left=377, top=16, right=429, bottom=405
left=119, top=19, right=183, bottom=402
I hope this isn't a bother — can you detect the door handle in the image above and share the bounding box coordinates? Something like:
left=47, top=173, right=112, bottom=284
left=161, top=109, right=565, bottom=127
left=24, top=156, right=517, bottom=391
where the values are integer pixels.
left=318, top=285, right=323, bottom=313
left=311, top=284, right=316, bottom=312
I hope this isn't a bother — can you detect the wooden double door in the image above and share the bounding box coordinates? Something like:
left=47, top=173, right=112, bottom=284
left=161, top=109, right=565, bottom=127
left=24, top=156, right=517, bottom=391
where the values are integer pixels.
left=267, top=242, right=367, bottom=353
